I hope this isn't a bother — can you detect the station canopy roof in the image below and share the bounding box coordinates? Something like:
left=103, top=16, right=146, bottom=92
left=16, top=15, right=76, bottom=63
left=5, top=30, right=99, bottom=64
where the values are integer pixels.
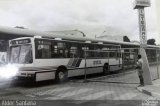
left=0, top=26, right=159, bottom=48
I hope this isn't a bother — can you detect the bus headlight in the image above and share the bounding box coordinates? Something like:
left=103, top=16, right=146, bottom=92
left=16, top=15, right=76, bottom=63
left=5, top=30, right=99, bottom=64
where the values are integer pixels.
left=0, top=64, right=18, bottom=79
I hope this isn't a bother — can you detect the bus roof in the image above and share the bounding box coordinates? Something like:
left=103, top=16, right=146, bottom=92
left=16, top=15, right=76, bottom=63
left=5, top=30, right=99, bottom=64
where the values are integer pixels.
left=0, top=26, right=159, bottom=48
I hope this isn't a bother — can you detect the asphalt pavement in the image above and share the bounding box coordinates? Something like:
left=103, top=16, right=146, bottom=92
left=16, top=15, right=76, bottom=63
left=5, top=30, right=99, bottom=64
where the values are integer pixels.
left=0, top=69, right=159, bottom=106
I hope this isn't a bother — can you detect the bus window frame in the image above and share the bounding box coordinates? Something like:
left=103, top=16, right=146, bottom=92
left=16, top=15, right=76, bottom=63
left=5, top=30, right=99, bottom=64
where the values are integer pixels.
left=34, top=38, right=121, bottom=59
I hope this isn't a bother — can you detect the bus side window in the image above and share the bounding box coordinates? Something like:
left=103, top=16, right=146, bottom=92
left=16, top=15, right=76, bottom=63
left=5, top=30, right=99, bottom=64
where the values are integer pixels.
left=109, top=52, right=117, bottom=58
left=51, top=45, right=58, bottom=58
left=35, top=40, right=51, bottom=59
left=40, top=45, right=51, bottom=58
left=117, top=52, right=121, bottom=58
left=77, top=44, right=84, bottom=58
left=82, top=46, right=88, bottom=58
left=51, top=42, right=65, bottom=58
left=70, top=46, right=77, bottom=58
left=102, top=47, right=109, bottom=58
left=95, top=45, right=104, bottom=58
left=35, top=42, right=42, bottom=58
left=87, top=44, right=94, bottom=58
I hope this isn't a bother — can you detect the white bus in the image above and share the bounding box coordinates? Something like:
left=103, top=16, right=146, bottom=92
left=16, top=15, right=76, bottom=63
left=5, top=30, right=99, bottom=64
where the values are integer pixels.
left=8, top=36, right=122, bottom=82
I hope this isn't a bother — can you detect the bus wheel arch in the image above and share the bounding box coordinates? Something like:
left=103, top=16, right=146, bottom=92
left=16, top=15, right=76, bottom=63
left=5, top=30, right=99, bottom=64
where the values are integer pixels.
left=103, top=63, right=109, bottom=75
left=55, top=66, right=68, bottom=83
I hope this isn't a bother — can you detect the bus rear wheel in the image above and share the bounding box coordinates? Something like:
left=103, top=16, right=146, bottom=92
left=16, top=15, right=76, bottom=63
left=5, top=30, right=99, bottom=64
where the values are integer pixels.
left=55, top=68, right=68, bottom=83
left=103, top=63, right=109, bottom=75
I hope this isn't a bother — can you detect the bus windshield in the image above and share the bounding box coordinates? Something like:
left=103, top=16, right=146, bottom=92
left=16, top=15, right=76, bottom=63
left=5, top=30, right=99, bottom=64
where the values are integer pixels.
left=10, top=45, right=33, bottom=64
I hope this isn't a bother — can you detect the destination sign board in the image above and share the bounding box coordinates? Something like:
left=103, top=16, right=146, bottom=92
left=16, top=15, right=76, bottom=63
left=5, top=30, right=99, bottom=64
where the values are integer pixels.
left=10, top=39, right=31, bottom=45
left=133, top=0, right=150, bottom=9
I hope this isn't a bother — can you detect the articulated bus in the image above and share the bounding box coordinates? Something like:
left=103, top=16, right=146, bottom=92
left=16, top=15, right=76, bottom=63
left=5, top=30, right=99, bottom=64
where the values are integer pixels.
left=9, top=36, right=123, bottom=82
left=8, top=35, right=160, bottom=82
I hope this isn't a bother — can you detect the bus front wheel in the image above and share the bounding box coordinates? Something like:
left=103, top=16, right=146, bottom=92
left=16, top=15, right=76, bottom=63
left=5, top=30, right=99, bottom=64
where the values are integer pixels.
left=55, top=68, right=68, bottom=83
left=103, top=63, right=109, bottom=75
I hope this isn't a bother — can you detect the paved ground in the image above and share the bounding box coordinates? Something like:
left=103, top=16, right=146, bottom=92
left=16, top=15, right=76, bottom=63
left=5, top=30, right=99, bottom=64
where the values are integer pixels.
left=0, top=70, right=158, bottom=106
left=137, top=79, right=160, bottom=100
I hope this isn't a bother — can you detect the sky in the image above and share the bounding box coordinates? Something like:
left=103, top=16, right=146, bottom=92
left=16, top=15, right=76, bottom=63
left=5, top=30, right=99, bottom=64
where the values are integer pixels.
left=0, top=0, right=159, bottom=44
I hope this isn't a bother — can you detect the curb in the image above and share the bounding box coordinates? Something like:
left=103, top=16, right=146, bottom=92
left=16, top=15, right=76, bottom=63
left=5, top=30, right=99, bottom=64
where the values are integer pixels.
left=69, top=70, right=137, bottom=84
left=88, top=69, right=135, bottom=80
left=137, top=87, right=160, bottom=99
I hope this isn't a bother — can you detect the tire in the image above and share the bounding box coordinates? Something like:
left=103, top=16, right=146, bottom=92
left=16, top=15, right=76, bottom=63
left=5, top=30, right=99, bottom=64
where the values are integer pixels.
left=55, top=68, right=68, bottom=83
left=103, top=63, right=109, bottom=75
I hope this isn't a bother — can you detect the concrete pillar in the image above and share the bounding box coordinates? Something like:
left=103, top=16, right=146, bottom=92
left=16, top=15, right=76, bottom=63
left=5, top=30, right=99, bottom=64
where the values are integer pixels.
left=140, top=48, right=152, bottom=85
